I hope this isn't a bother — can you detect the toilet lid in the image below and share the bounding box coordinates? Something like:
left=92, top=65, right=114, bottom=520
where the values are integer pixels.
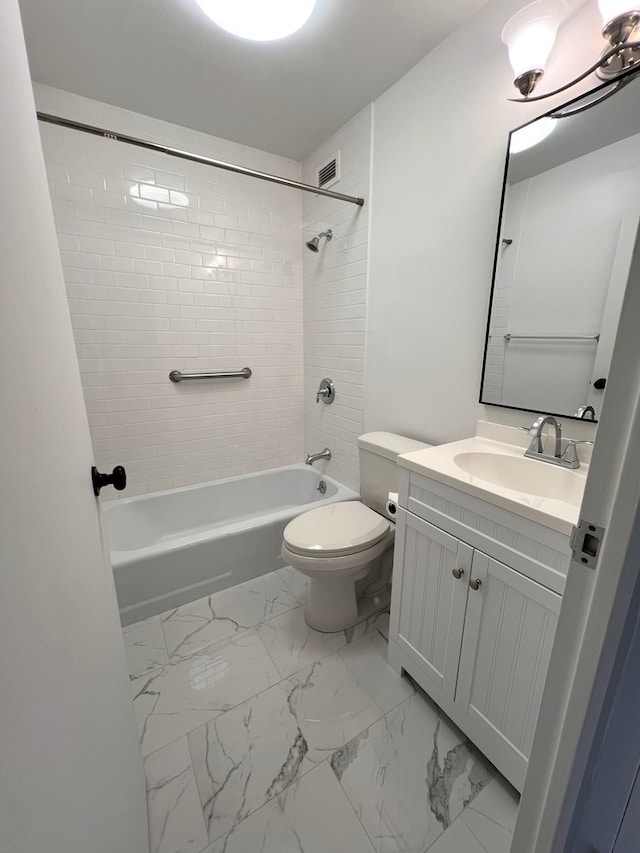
left=283, top=501, right=390, bottom=558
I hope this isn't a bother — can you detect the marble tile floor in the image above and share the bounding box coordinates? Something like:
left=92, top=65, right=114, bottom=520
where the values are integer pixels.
left=123, top=566, right=519, bottom=853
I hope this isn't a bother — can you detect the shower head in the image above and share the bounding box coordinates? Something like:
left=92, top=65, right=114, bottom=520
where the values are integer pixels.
left=305, top=228, right=332, bottom=252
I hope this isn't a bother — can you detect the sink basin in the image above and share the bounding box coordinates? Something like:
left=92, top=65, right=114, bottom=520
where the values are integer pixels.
left=397, top=424, right=590, bottom=534
left=453, top=451, right=585, bottom=505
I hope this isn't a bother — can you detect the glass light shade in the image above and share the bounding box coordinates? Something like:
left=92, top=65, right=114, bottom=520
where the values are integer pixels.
left=194, top=0, right=317, bottom=41
left=598, top=0, right=640, bottom=25
left=509, top=117, right=557, bottom=153
left=502, top=0, right=568, bottom=77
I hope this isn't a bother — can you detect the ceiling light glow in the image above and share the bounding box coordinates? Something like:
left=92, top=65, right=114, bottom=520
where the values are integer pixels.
left=509, top=117, right=557, bottom=153
left=194, top=0, right=317, bottom=41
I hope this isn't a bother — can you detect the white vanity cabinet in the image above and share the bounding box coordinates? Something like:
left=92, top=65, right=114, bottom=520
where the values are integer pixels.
left=388, top=467, right=570, bottom=792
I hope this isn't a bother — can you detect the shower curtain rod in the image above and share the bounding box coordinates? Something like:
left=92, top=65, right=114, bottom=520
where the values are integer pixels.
left=36, top=112, right=365, bottom=207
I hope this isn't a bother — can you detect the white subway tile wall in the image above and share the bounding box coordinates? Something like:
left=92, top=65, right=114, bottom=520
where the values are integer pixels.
left=34, top=85, right=305, bottom=497
left=302, top=107, right=372, bottom=490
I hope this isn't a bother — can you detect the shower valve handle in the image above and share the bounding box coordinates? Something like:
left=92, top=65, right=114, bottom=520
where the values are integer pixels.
left=91, top=465, right=127, bottom=496
left=315, top=378, right=335, bottom=405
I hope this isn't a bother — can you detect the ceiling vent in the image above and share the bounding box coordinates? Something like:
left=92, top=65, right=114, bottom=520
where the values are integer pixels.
left=317, top=151, right=340, bottom=189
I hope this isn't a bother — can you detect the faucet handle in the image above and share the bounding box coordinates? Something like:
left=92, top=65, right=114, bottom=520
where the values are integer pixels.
left=519, top=425, right=540, bottom=439
left=316, top=378, right=335, bottom=404
left=561, top=439, right=594, bottom=468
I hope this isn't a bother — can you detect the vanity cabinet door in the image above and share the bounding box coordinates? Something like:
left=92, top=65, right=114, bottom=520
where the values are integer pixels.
left=391, top=510, right=472, bottom=699
left=456, top=552, right=561, bottom=789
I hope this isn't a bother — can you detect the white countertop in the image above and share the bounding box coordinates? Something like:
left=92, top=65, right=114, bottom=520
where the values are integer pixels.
left=397, top=424, right=588, bottom=536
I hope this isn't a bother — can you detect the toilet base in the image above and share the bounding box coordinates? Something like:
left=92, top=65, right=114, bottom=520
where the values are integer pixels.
left=304, top=583, right=391, bottom=634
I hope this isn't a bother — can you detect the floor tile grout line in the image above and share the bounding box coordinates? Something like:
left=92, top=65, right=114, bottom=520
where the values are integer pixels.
left=329, top=694, right=420, bottom=853
left=458, top=798, right=516, bottom=850
left=420, top=787, right=515, bottom=853
left=329, top=753, right=381, bottom=852
left=146, top=651, right=397, bottom=846
left=138, top=662, right=291, bottom=762
left=130, top=623, right=264, bottom=684
left=140, top=582, right=514, bottom=853
left=329, top=690, right=493, bottom=853
left=134, top=622, right=396, bottom=755
left=276, top=566, right=308, bottom=604
left=255, top=603, right=353, bottom=679
left=200, top=751, right=335, bottom=849
left=255, top=608, right=393, bottom=681
left=205, top=757, right=379, bottom=853
left=128, top=575, right=394, bottom=759
left=337, top=643, right=412, bottom=718
left=125, top=569, right=373, bottom=672
left=252, top=617, right=289, bottom=678
left=157, top=575, right=302, bottom=662
left=136, top=626, right=345, bottom=759
left=125, top=567, right=302, bottom=656
left=184, top=727, right=222, bottom=853
left=123, top=614, right=170, bottom=681
left=422, top=805, right=472, bottom=853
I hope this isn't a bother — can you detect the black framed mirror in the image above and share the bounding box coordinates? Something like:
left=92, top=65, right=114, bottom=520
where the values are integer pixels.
left=480, top=76, right=640, bottom=423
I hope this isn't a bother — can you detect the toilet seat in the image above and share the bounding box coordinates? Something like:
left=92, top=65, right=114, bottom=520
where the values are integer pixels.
left=283, top=501, right=390, bottom=558
left=282, top=528, right=394, bottom=575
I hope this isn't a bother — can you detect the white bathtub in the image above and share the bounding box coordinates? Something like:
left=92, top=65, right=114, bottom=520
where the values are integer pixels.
left=103, top=465, right=359, bottom=626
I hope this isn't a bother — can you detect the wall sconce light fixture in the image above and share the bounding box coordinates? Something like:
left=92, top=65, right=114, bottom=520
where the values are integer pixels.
left=503, top=0, right=640, bottom=110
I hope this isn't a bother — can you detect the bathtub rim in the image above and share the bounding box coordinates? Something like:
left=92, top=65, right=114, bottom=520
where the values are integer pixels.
left=103, top=464, right=360, bottom=568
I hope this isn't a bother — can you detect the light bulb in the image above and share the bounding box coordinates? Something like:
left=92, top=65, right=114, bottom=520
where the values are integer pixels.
left=194, top=0, right=317, bottom=41
left=598, top=1, right=640, bottom=25
left=502, top=0, right=568, bottom=77
left=510, top=117, right=557, bottom=153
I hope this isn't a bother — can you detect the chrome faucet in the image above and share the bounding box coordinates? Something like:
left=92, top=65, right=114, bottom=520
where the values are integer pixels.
left=305, top=447, right=331, bottom=466
left=521, top=415, right=593, bottom=469
left=575, top=405, right=596, bottom=420
left=525, top=415, right=563, bottom=458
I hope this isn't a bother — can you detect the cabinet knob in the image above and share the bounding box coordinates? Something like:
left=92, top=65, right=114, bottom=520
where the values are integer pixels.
left=452, top=568, right=464, bottom=580
left=469, top=578, right=482, bottom=591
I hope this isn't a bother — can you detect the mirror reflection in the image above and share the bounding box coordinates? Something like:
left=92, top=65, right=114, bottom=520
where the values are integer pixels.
left=481, top=79, right=640, bottom=422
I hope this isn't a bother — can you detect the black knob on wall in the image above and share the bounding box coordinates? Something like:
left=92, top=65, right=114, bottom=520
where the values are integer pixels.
left=92, top=465, right=127, bottom=496
left=593, top=377, right=607, bottom=390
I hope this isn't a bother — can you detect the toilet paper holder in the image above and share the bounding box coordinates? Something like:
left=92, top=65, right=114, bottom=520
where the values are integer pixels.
left=385, top=492, right=399, bottom=520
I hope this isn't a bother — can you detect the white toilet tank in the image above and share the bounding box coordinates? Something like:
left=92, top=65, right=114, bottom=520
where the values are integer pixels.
left=357, top=432, right=430, bottom=516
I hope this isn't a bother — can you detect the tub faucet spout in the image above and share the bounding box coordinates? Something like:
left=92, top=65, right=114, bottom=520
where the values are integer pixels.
left=305, top=448, right=331, bottom=466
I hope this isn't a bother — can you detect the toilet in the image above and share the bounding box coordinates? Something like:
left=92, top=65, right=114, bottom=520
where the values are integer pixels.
left=281, top=432, right=429, bottom=632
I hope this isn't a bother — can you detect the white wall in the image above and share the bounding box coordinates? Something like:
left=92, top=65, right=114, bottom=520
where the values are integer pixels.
left=35, top=84, right=304, bottom=497
left=365, top=0, right=602, bottom=445
left=302, top=106, right=372, bottom=489
left=0, top=2, right=147, bottom=849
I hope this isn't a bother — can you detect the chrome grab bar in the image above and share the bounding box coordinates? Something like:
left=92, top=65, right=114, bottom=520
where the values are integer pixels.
left=504, top=333, right=600, bottom=342
left=169, top=367, right=252, bottom=383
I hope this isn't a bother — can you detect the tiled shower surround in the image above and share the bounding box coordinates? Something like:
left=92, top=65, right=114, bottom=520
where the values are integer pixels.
left=124, top=567, right=519, bottom=853
left=35, top=84, right=373, bottom=498
left=35, top=84, right=305, bottom=497
left=302, top=106, right=371, bottom=491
